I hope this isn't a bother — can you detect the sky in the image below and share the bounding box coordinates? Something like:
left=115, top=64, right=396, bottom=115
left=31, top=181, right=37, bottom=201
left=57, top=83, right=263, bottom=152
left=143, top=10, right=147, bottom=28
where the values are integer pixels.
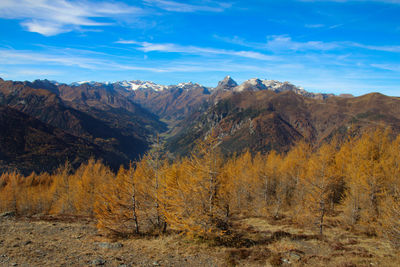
left=0, top=0, right=400, bottom=96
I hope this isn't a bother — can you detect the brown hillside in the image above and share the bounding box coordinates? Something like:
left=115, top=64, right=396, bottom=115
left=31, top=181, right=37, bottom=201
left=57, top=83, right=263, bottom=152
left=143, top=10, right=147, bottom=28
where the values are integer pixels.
left=0, top=106, right=124, bottom=174
left=167, top=90, right=400, bottom=156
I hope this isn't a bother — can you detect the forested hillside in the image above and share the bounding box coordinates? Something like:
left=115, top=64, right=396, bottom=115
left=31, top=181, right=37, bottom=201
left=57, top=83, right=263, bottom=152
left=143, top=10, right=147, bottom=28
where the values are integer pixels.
left=1, top=129, right=399, bottom=245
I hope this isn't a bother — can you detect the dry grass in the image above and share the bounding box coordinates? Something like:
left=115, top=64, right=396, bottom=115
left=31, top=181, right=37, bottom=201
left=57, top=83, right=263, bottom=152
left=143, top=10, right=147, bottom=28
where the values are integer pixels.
left=0, top=216, right=225, bottom=266
left=0, top=214, right=399, bottom=267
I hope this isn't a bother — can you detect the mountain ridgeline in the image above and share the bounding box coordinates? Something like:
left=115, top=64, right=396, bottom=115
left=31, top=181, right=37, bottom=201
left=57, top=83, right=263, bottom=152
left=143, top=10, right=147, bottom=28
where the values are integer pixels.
left=0, top=76, right=399, bottom=174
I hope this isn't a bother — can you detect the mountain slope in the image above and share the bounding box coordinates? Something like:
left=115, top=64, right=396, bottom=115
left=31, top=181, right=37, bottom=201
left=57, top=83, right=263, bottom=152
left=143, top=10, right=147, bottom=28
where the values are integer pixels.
left=0, top=76, right=398, bottom=173
left=0, top=79, right=167, bottom=172
left=115, top=82, right=212, bottom=122
left=166, top=90, right=400, bottom=156
left=0, top=106, right=125, bottom=175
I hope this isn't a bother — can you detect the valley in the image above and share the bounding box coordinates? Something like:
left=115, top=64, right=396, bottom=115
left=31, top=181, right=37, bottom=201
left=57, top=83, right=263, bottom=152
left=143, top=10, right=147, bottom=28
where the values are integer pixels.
left=1, top=76, right=399, bottom=174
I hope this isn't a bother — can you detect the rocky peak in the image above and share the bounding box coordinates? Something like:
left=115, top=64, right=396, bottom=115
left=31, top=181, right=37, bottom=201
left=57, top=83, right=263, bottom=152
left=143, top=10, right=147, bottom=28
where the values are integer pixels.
left=215, top=76, right=238, bottom=91
left=23, top=79, right=60, bottom=95
left=117, top=80, right=167, bottom=91
left=234, top=78, right=267, bottom=92
left=176, top=82, right=195, bottom=89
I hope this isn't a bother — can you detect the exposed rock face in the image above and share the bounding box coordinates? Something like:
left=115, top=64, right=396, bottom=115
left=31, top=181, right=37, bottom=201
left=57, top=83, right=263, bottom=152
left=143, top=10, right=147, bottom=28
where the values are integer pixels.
left=234, top=78, right=267, bottom=92
left=215, top=76, right=238, bottom=91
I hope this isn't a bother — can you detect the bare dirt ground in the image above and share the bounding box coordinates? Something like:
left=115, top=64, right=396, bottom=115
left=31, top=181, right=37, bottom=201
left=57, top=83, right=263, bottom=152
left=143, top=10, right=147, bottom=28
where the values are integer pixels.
left=0, top=215, right=225, bottom=267
left=0, top=214, right=399, bottom=266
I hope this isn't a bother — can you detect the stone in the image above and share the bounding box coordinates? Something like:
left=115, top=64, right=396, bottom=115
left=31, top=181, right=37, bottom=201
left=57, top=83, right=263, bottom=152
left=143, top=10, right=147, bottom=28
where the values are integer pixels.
left=0, top=211, right=15, bottom=218
left=96, top=242, right=123, bottom=249
left=92, top=259, right=106, bottom=265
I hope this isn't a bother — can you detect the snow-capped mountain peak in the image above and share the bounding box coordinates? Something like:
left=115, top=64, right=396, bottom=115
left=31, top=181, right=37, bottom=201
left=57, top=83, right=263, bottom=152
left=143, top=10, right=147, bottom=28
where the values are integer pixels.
left=176, top=82, right=197, bottom=89
left=70, top=81, right=111, bottom=86
left=68, top=76, right=336, bottom=100
left=116, top=80, right=168, bottom=91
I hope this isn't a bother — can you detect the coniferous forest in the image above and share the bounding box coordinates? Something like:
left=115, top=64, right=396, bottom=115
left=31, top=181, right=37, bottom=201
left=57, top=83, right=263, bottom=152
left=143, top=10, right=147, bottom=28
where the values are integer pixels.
left=1, top=128, right=399, bottom=249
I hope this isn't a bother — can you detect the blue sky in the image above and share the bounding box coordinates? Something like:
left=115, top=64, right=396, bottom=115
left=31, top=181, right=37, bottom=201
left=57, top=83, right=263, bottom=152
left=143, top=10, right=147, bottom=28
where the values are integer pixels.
left=1, top=0, right=400, bottom=96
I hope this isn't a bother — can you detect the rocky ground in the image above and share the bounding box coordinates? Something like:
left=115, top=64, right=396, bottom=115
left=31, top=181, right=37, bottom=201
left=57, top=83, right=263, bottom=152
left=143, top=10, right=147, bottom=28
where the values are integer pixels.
left=0, top=215, right=225, bottom=267
left=0, top=213, right=399, bottom=266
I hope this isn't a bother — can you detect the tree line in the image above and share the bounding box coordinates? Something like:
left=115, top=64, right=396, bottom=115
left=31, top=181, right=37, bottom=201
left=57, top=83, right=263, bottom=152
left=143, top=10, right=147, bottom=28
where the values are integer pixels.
left=0, top=128, right=399, bottom=246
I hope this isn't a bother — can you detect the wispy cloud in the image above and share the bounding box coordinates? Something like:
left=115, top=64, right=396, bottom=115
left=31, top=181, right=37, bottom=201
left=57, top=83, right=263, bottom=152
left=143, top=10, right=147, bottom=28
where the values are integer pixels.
left=116, top=40, right=276, bottom=60
left=0, top=0, right=143, bottom=36
left=351, top=43, right=400, bottom=53
left=0, top=48, right=168, bottom=71
left=216, top=34, right=400, bottom=54
left=305, top=24, right=325, bottom=28
left=142, top=0, right=231, bottom=12
left=265, top=35, right=340, bottom=51
left=215, top=35, right=341, bottom=52
left=371, top=63, right=400, bottom=72
left=0, top=47, right=272, bottom=74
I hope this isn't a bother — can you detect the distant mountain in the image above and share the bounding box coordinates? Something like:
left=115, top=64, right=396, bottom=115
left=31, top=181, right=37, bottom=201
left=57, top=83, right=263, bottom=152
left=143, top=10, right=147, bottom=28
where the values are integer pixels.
left=63, top=76, right=337, bottom=124
left=107, top=76, right=335, bottom=122
left=229, top=78, right=334, bottom=100
left=166, top=90, right=400, bottom=156
left=0, top=106, right=125, bottom=175
left=114, top=80, right=168, bottom=91
left=122, top=82, right=212, bottom=121
left=0, top=78, right=167, bottom=173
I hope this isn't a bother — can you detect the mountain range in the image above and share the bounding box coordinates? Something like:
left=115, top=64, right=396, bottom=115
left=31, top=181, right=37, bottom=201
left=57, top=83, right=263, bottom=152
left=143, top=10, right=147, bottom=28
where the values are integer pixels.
left=1, top=76, right=399, bottom=174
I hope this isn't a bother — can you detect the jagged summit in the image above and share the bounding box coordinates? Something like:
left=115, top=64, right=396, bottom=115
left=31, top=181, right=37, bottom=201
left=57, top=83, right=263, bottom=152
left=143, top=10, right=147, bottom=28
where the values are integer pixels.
left=214, top=77, right=333, bottom=100
left=234, top=78, right=266, bottom=92
left=70, top=81, right=100, bottom=86
left=176, top=82, right=198, bottom=89
left=215, top=76, right=238, bottom=90
left=66, top=76, right=335, bottom=99
left=115, top=80, right=168, bottom=91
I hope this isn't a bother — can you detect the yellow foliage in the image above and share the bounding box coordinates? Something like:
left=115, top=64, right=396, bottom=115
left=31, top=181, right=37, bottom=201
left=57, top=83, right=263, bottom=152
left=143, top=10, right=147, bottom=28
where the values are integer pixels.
left=163, top=135, right=227, bottom=239
left=1, top=128, right=400, bottom=244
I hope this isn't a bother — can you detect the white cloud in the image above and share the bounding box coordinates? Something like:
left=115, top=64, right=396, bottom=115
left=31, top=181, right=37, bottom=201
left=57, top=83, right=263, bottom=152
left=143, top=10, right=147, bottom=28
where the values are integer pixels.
left=305, top=24, right=325, bottom=28
left=16, top=69, right=62, bottom=76
left=370, top=63, right=400, bottom=72
left=351, top=43, right=400, bottom=53
left=216, top=34, right=400, bottom=54
left=0, top=48, right=169, bottom=71
left=265, top=35, right=340, bottom=51
left=0, top=0, right=143, bottom=36
left=143, top=0, right=231, bottom=12
left=115, top=40, right=276, bottom=60
left=0, top=47, right=272, bottom=73
left=215, top=34, right=341, bottom=52
left=21, top=21, right=71, bottom=36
